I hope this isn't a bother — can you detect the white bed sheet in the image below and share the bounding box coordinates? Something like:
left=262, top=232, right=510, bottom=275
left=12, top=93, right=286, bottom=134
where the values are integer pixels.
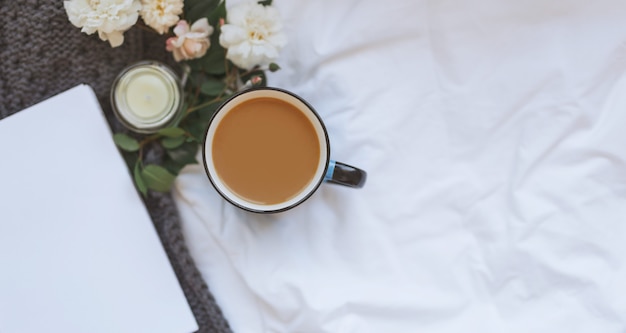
left=173, top=0, right=626, bottom=332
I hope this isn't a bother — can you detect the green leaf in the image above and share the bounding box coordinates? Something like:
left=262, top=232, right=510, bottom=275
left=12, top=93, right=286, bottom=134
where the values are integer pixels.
left=141, top=164, right=176, bottom=192
left=157, top=127, right=186, bottom=137
left=133, top=162, right=148, bottom=196
left=186, top=58, right=205, bottom=72
left=113, top=133, right=140, bottom=152
left=184, top=0, right=220, bottom=23
left=201, top=79, right=226, bottom=97
left=186, top=71, right=206, bottom=89
left=183, top=120, right=208, bottom=142
left=269, top=63, right=281, bottom=72
left=162, top=136, right=186, bottom=149
left=201, top=47, right=227, bottom=75
left=207, top=0, right=227, bottom=26
left=166, top=141, right=199, bottom=165
left=162, top=158, right=188, bottom=175
left=197, top=100, right=223, bottom=121
left=202, top=1, right=228, bottom=74
left=258, top=0, right=273, bottom=6
left=180, top=102, right=217, bottom=141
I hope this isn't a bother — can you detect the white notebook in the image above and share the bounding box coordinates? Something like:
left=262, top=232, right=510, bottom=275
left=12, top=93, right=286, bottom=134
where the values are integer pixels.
left=0, top=85, right=198, bottom=333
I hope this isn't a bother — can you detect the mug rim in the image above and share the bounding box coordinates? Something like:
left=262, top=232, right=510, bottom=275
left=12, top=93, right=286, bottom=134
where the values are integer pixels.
left=201, top=87, right=331, bottom=213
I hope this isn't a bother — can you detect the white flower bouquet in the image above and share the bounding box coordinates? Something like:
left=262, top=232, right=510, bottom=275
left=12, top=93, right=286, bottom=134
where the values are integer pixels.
left=64, top=0, right=286, bottom=194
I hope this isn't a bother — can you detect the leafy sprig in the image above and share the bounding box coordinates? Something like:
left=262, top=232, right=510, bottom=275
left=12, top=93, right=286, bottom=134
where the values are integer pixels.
left=113, top=0, right=280, bottom=196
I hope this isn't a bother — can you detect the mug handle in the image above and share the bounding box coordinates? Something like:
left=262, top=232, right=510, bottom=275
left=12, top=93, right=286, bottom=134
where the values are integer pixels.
left=324, top=160, right=367, bottom=188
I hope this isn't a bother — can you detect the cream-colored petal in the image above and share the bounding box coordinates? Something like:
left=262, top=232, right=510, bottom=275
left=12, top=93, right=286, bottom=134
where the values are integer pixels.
left=219, top=25, right=247, bottom=48
left=173, top=20, right=190, bottom=36
left=106, top=31, right=125, bottom=47
left=190, top=18, right=213, bottom=35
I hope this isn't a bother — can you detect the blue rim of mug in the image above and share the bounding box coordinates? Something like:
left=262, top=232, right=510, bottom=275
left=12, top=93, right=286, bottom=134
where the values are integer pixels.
left=201, top=87, right=331, bottom=214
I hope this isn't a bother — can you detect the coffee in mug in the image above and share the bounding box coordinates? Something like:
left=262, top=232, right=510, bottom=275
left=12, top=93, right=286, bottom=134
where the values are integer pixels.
left=203, top=87, right=365, bottom=213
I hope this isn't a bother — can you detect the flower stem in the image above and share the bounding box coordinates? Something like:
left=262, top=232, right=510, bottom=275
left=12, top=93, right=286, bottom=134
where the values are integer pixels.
left=139, top=134, right=161, bottom=146
left=186, top=95, right=225, bottom=113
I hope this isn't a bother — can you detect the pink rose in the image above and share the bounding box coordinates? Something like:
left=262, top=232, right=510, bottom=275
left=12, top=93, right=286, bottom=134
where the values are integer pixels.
left=166, top=18, right=213, bottom=62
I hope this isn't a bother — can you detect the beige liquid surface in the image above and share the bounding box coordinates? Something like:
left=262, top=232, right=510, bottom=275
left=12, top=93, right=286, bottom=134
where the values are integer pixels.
left=212, top=97, right=320, bottom=205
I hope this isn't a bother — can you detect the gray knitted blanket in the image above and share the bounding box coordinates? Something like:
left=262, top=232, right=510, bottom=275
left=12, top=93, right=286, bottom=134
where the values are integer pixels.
left=0, top=2, right=231, bottom=332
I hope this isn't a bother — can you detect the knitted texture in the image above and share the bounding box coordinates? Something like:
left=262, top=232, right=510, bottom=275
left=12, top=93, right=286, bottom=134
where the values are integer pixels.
left=0, top=1, right=232, bottom=332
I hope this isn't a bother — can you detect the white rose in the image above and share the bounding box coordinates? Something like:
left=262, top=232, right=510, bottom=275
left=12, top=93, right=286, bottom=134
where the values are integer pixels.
left=219, top=1, right=287, bottom=70
left=64, top=0, right=141, bottom=47
left=140, top=0, right=183, bottom=35
left=166, top=19, right=214, bottom=62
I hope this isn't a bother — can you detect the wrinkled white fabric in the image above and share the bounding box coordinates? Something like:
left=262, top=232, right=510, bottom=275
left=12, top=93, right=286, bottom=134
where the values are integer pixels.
left=173, top=0, right=626, bottom=332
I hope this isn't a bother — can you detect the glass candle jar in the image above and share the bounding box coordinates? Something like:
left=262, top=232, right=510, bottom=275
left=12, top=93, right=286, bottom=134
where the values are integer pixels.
left=111, top=61, right=184, bottom=133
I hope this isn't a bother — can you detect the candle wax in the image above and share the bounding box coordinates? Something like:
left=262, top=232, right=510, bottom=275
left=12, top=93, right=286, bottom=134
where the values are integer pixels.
left=124, top=71, right=171, bottom=119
